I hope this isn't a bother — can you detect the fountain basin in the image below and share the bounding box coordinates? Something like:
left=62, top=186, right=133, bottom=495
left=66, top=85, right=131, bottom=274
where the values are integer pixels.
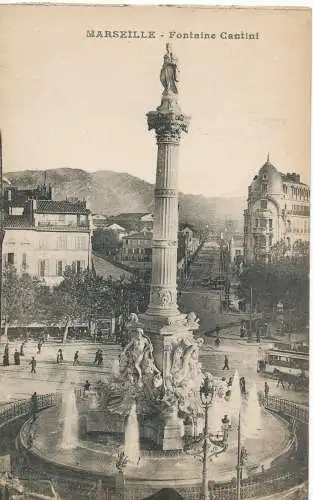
left=20, top=406, right=292, bottom=487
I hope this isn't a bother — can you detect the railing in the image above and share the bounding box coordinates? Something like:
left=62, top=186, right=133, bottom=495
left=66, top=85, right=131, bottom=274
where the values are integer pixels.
left=207, top=470, right=305, bottom=500
left=264, top=396, right=309, bottom=424
left=0, top=394, right=60, bottom=427
left=0, top=393, right=308, bottom=499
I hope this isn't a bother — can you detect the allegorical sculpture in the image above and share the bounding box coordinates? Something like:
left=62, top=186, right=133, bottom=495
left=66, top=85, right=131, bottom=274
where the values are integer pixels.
left=160, top=43, right=180, bottom=94
left=119, top=327, right=163, bottom=389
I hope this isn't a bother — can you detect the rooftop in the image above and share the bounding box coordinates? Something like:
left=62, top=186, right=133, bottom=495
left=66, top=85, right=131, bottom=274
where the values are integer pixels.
left=112, top=212, right=152, bottom=220
left=35, top=200, right=90, bottom=215
left=3, top=215, right=33, bottom=229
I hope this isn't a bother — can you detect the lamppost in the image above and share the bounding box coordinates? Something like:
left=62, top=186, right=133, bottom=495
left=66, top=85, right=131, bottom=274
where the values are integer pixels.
left=200, top=374, right=214, bottom=500
left=235, top=410, right=248, bottom=499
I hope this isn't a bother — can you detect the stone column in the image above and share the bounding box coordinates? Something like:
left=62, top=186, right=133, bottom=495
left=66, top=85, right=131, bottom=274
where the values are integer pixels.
left=145, top=93, right=190, bottom=322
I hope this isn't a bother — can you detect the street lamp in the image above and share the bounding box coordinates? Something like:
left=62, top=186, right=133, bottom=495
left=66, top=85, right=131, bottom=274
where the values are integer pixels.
left=200, top=374, right=214, bottom=500
left=235, top=410, right=249, bottom=500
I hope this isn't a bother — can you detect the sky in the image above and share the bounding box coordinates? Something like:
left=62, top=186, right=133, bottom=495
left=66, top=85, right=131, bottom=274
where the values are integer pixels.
left=0, top=5, right=311, bottom=197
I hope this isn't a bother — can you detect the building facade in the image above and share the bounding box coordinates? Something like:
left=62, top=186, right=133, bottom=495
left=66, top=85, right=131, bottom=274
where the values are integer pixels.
left=3, top=186, right=92, bottom=286
left=244, top=156, right=310, bottom=264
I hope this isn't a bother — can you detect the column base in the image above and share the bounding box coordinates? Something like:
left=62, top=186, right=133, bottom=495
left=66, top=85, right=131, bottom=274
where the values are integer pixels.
left=142, top=406, right=184, bottom=451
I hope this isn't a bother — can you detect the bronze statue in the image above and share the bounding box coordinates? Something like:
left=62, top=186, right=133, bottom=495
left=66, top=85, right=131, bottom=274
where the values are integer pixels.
left=160, top=43, right=180, bottom=94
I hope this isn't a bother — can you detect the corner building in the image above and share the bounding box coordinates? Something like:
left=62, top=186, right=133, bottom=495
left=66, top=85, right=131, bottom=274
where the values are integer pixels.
left=3, top=185, right=92, bottom=286
left=244, top=156, right=310, bottom=264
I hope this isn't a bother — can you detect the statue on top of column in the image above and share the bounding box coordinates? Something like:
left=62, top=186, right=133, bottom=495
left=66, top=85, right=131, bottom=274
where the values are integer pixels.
left=160, top=43, right=180, bottom=95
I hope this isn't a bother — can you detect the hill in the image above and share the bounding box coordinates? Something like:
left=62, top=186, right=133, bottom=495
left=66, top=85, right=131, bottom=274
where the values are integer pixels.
left=5, top=169, right=245, bottom=229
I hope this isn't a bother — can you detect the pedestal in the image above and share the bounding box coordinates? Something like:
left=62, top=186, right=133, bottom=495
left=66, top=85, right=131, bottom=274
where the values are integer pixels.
left=158, top=405, right=184, bottom=451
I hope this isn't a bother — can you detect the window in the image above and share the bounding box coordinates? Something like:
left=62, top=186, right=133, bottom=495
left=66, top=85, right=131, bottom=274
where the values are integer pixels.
left=57, top=261, right=63, bottom=277
left=255, top=219, right=258, bottom=227
left=260, top=199, right=267, bottom=210
left=39, top=260, right=47, bottom=277
left=269, top=235, right=273, bottom=246
left=260, top=219, right=267, bottom=228
left=7, top=253, right=14, bottom=265
left=57, top=236, right=67, bottom=250
left=22, top=253, right=27, bottom=270
left=72, top=261, right=82, bottom=273
left=269, top=219, right=273, bottom=230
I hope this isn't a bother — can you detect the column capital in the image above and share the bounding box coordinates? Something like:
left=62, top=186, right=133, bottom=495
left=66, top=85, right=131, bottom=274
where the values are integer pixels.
left=147, top=92, right=190, bottom=145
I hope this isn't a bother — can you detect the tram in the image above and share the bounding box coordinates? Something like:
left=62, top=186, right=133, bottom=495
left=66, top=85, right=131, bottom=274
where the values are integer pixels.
left=257, top=346, right=309, bottom=377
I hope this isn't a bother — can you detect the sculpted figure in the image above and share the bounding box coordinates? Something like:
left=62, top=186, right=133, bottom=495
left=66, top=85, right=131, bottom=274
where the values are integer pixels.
left=185, top=312, right=200, bottom=329
left=120, top=328, right=161, bottom=387
left=160, top=43, right=180, bottom=94
left=126, top=313, right=139, bottom=329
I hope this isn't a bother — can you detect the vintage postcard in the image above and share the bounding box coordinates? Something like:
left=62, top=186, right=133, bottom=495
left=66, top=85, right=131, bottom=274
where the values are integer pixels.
left=0, top=5, right=310, bottom=500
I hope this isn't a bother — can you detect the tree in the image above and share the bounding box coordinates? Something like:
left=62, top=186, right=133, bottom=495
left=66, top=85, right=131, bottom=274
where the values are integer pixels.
left=1, top=266, right=42, bottom=338
left=237, top=261, right=309, bottom=327
left=47, top=266, right=99, bottom=343
left=292, top=239, right=309, bottom=263
left=270, top=239, right=288, bottom=262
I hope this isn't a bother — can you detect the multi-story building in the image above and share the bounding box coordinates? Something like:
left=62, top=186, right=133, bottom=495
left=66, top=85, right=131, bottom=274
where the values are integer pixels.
left=120, top=231, right=153, bottom=264
left=3, top=185, right=92, bottom=286
left=244, top=156, right=310, bottom=264
left=107, top=212, right=154, bottom=232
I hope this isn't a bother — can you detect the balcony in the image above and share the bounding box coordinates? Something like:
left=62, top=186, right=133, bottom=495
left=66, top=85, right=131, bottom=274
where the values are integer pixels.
left=37, top=222, right=90, bottom=232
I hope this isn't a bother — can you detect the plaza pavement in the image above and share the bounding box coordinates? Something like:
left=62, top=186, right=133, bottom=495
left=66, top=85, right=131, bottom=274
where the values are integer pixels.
left=0, top=337, right=307, bottom=408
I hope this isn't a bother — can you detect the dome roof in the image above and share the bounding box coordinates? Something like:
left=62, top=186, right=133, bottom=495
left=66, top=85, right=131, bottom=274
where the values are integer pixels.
left=258, top=154, right=283, bottom=195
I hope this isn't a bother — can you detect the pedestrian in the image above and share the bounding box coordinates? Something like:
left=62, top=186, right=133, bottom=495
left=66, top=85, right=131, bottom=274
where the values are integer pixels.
left=20, top=341, right=25, bottom=356
left=37, top=341, right=42, bottom=354
left=14, top=349, right=20, bottom=366
left=30, top=357, right=36, bottom=374
left=94, top=349, right=100, bottom=365
left=227, top=376, right=233, bottom=387
left=30, top=391, right=38, bottom=420
left=84, top=380, right=90, bottom=392
left=73, top=351, right=79, bottom=366
left=57, top=349, right=63, bottom=364
left=97, top=350, right=103, bottom=367
left=240, top=376, right=246, bottom=396
left=277, top=373, right=285, bottom=390
left=222, top=354, right=229, bottom=370
left=3, top=343, right=9, bottom=366
left=264, top=381, right=269, bottom=399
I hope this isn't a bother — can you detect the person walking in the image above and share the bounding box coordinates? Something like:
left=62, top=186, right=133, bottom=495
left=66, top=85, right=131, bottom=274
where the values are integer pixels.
left=240, top=376, right=246, bottom=396
left=264, top=381, right=269, bottom=399
left=84, top=380, right=90, bottom=392
left=30, top=391, right=38, bottom=421
left=57, top=349, right=63, bottom=364
left=73, top=351, right=79, bottom=366
left=37, top=341, right=42, bottom=354
left=222, top=354, right=230, bottom=370
left=3, top=344, right=9, bottom=366
left=97, top=350, right=103, bottom=367
left=30, top=357, right=36, bottom=374
left=20, top=341, right=25, bottom=356
left=14, top=349, right=20, bottom=366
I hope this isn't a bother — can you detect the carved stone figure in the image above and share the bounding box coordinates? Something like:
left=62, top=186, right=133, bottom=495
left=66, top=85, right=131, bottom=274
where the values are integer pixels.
left=160, top=43, right=180, bottom=94
left=185, top=312, right=200, bottom=330
left=162, top=334, right=204, bottom=417
left=119, top=328, right=162, bottom=389
left=126, top=313, right=139, bottom=329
